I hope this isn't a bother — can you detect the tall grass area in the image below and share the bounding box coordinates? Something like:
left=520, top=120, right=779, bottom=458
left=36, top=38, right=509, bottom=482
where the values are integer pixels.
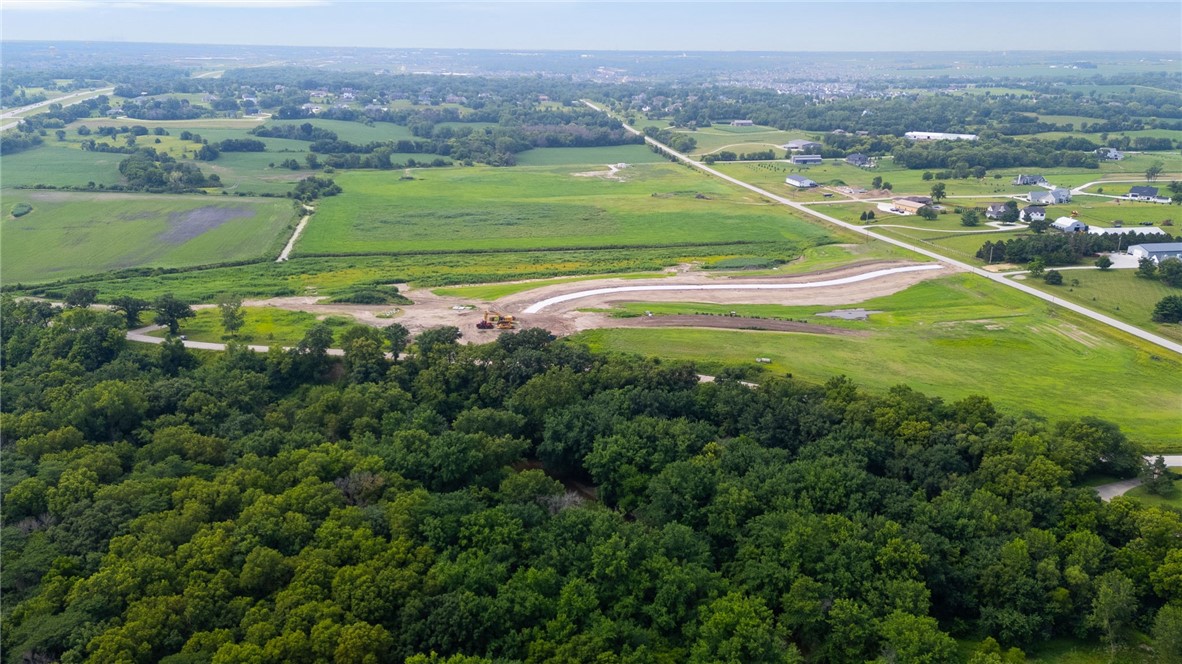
left=1, top=190, right=297, bottom=283
left=572, top=274, right=1182, bottom=449
left=10, top=242, right=802, bottom=302
left=147, top=307, right=356, bottom=347
left=300, top=162, right=835, bottom=255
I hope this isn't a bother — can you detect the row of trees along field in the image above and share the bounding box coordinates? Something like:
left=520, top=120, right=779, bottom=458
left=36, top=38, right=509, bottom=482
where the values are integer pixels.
left=3, top=297, right=1180, bottom=663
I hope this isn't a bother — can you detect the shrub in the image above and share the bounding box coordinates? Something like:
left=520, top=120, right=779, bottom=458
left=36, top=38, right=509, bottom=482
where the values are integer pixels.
left=11, top=203, right=33, bottom=218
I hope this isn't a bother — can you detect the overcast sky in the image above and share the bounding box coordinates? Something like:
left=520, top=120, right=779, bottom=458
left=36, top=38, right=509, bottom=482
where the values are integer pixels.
left=3, top=1, right=1181, bottom=53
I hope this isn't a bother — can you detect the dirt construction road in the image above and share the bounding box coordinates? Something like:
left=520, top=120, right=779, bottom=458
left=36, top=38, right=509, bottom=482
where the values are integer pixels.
left=230, top=260, right=952, bottom=343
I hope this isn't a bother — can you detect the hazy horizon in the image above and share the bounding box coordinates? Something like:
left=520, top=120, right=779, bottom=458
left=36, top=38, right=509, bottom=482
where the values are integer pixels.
left=3, top=1, right=1180, bottom=53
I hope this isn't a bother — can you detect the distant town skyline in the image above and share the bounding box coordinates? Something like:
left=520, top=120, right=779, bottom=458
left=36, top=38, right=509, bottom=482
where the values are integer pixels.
left=3, top=1, right=1181, bottom=53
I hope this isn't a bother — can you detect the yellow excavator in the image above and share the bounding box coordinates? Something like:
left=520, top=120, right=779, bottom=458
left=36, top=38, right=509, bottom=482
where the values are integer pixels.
left=477, top=310, right=516, bottom=330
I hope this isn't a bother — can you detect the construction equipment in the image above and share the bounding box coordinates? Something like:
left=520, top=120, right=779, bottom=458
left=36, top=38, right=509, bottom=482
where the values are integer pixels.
left=478, top=310, right=516, bottom=331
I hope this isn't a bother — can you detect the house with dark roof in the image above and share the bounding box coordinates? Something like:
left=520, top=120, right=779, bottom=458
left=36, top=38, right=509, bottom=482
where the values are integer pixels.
left=1028, top=191, right=1055, bottom=205
left=845, top=153, right=872, bottom=167
left=790, top=154, right=823, bottom=165
left=1095, top=147, right=1124, bottom=161
left=1021, top=206, right=1046, bottom=222
left=1012, top=174, right=1047, bottom=186
left=1127, top=186, right=1159, bottom=200
left=985, top=204, right=1009, bottom=220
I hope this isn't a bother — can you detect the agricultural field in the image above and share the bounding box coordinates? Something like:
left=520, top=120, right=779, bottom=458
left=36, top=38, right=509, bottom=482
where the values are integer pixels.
left=299, top=161, right=837, bottom=255
left=0, top=142, right=126, bottom=188
left=573, top=273, right=1182, bottom=449
left=1016, top=267, right=1182, bottom=343
left=1, top=190, right=297, bottom=283
left=255, top=118, right=415, bottom=143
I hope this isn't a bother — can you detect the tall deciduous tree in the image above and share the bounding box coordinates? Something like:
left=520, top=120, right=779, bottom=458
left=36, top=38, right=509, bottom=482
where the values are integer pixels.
left=153, top=293, right=195, bottom=335
left=109, top=295, right=150, bottom=328
left=218, top=294, right=245, bottom=337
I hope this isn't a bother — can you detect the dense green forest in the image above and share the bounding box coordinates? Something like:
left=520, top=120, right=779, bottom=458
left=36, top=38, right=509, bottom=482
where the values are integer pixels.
left=2, top=298, right=1180, bottom=663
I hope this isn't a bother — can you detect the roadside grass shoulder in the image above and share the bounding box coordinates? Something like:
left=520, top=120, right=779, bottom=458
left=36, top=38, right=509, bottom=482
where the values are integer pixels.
left=571, top=274, right=1182, bottom=450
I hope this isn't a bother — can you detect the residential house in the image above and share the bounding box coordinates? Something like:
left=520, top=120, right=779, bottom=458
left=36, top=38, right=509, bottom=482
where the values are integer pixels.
left=785, top=175, right=818, bottom=188
left=855, top=130, right=870, bottom=136
left=1028, top=191, right=1056, bottom=205
left=1128, top=242, right=1182, bottom=263
left=783, top=139, right=822, bottom=152
left=730, top=119, right=754, bottom=126
left=845, top=153, right=872, bottom=167
left=1050, top=188, right=1072, bottom=204
left=790, top=154, right=823, bottom=165
left=985, top=204, right=1009, bottom=220
left=1012, top=174, right=1047, bottom=186
left=1051, top=217, right=1087, bottom=233
left=1127, top=186, right=1159, bottom=200
left=1095, top=147, right=1124, bottom=161
left=1021, top=206, right=1046, bottom=222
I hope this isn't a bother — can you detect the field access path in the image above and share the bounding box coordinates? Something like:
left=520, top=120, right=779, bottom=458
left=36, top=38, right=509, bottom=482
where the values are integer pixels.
left=277, top=205, right=315, bottom=262
left=583, top=100, right=1182, bottom=356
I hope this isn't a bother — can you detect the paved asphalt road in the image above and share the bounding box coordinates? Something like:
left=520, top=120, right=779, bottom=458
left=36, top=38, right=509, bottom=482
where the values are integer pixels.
left=583, top=101, right=1182, bottom=357
left=0, top=87, right=115, bottom=131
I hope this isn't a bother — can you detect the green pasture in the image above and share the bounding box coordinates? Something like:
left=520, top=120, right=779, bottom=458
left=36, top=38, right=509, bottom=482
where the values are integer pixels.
left=0, top=143, right=125, bottom=188
left=299, top=163, right=836, bottom=255
left=148, top=306, right=356, bottom=347
left=572, top=273, right=1182, bottom=450
left=0, top=190, right=297, bottom=283
left=869, top=226, right=1028, bottom=264
left=203, top=152, right=317, bottom=195
left=1016, top=268, right=1182, bottom=343
left=514, top=145, right=668, bottom=166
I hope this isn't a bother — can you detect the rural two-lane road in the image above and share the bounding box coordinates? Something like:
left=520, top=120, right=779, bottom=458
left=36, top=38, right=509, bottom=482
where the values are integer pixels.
left=584, top=101, right=1182, bottom=356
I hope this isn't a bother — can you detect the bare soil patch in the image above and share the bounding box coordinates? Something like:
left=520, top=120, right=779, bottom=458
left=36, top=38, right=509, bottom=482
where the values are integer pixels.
left=158, top=206, right=255, bottom=244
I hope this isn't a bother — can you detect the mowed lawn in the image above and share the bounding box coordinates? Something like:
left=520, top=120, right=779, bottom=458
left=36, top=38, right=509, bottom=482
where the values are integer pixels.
left=572, top=274, right=1182, bottom=449
left=148, top=307, right=356, bottom=347
left=1, top=190, right=297, bottom=283
left=299, top=163, right=836, bottom=255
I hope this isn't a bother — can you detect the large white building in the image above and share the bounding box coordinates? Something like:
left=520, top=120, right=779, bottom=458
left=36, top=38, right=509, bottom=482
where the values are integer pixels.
left=905, top=131, right=978, bottom=141
left=1129, top=242, right=1182, bottom=263
left=1088, top=226, right=1167, bottom=237
left=1051, top=217, right=1086, bottom=233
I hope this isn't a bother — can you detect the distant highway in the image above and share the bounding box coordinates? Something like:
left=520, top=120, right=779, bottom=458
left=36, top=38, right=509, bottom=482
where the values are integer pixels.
left=584, top=100, right=1182, bottom=356
left=0, top=86, right=116, bottom=132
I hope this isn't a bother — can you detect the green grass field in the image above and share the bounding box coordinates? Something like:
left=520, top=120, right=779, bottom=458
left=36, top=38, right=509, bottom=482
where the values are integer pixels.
left=1017, top=268, right=1182, bottom=343
left=0, top=143, right=126, bottom=188
left=666, top=123, right=805, bottom=157
left=148, top=306, right=356, bottom=347
left=299, top=162, right=836, bottom=255
left=572, top=274, right=1182, bottom=449
left=1, top=190, right=297, bottom=283
left=514, top=145, right=668, bottom=166
left=257, top=118, right=414, bottom=143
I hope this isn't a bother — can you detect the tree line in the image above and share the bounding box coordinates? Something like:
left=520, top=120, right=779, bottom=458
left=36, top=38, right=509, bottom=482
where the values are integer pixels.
left=2, top=296, right=1180, bottom=663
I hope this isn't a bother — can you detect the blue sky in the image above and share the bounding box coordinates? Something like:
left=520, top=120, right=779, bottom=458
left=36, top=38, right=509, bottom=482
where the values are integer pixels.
left=2, top=1, right=1180, bottom=52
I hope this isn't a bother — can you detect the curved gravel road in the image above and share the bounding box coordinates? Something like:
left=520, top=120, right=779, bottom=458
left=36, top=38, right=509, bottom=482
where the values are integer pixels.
left=523, top=264, right=944, bottom=313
